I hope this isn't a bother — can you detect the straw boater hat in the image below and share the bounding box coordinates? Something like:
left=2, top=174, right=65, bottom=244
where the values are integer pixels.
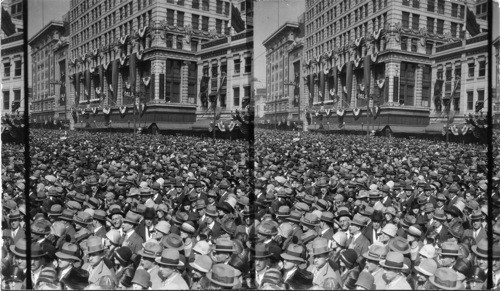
left=379, top=251, right=409, bottom=270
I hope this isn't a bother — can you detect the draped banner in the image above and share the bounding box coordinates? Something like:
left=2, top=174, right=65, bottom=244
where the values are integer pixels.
left=111, top=59, right=119, bottom=105
left=99, top=64, right=104, bottom=98
left=319, top=70, right=325, bottom=103
left=346, top=61, right=353, bottom=105
left=433, top=79, right=444, bottom=112
left=364, top=55, right=371, bottom=99
left=200, top=76, right=210, bottom=107
left=74, top=72, right=80, bottom=105
left=85, top=70, right=91, bottom=102
left=331, top=65, right=338, bottom=100
left=129, top=53, right=137, bottom=94
left=309, top=74, right=314, bottom=107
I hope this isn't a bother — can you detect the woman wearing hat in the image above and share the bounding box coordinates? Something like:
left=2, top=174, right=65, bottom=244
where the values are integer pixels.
left=131, top=268, right=151, bottom=290
left=112, top=246, right=136, bottom=288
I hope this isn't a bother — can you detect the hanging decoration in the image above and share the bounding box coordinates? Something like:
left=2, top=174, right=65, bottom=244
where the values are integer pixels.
left=373, top=106, right=381, bottom=119
left=119, top=106, right=128, bottom=118
left=353, top=108, right=361, bottom=120
left=377, top=79, right=385, bottom=89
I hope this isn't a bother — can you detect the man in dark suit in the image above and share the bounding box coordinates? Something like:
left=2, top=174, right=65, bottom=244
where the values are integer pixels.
left=463, top=210, right=487, bottom=244
left=346, top=214, right=370, bottom=264
left=91, top=210, right=108, bottom=238
left=56, top=242, right=89, bottom=285
left=120, top=212, right=145, bottom=260
left=4, top=210, right=25, bottom=245
left=428, top=209, right=449, bottom=243
left=135, top=207, right=156, bottom=242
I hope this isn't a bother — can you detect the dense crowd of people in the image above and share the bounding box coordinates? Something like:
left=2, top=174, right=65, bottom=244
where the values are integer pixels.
left=1, top=127, right=499, bottom=290
left=2, top=129, right=253, bottom=289
left=253, top=129, right=497, bottom=290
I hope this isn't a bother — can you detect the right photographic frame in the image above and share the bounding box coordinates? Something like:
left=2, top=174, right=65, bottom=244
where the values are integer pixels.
left=253, top=0, right=497, bottom=290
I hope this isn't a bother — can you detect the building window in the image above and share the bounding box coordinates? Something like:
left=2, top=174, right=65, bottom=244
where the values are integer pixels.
left=413, top=0, right=419, bottom=8
left=234, top=58, right=240, bottom=74
left=477, top=89, right=484, bottom=109
left=167, top=9, right=174, bottom=26
left=437, top=68, right=443, bottom=80
left=412, top=14, right=419, bottom=30
left=216, top=19, right=222, bottom=34
left=177, top=0, right=184, bottom=6
left=233, top=87, right=240, bottom=106
left=436, top=19, right=444, bottom=34
left=411, top=38, right=418, bottom=52
left=459, top=5, right=464, bottom=19
left=202, top=0, right=209, bottom=11
left=3, top=62, right=11, bottom=78
left=192, top=14, right=199, bottom=30
left=402, top=12, right=410, bottom=29
left=3, top=91, right=10, bottom=109
left=191, top=39, right=198, bottom=52
left=468, top=61, right=475, bottom=78
left=425, top=42, right=433, bottom=54
left=192, top=0, right=199, bottom=9
left=224, top=2, right=229, bottom=16
left=451, top=3, right=458, bottom=17
left=437, top=0, right=444, bottom=14
left=445, top=66, right=453, bottom=81
left=216, top=0, right=223, bottom=14
left=201, top=16, right=209, bottom=31
left=176, top=36, right=183, bottom=49
left=244, top=56, right=251, bottom=73
left=401, top=36, right=408, bottom=51
left=478, top=60, right=486, bottom=77
left=467, top=91, right=473, bottom=110
left=427, top=17, right=434, bottom=33
left=427, top=0, right=434, bottom=12
left=166, top=34, right=173, bottom=48
left=177, top=11, right=184, bottom=27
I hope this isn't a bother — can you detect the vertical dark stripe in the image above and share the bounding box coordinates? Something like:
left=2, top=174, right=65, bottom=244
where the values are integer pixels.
left=319, top=70, right=325, bottom=102
left=393, top=77, right=399, bottom=104
left=364, top=55, right=371, bottom=99
left=22, top=0, right=32, bottom=288
left=99, top=64, right=104, bottom=91
left=384, top=77, right=389, bottom=104
left=159, top=74, right=165, bottom=101
left=346, top=60, right=353, bottom=105
left=309, top=74, right=314, bottom=107
left=85, top=70, right=91, bottom=101
left=129, top=53, right=136, bottom=94
left=150, top=74, right=155, bottom=101
left=487, top=0, right=493, bottom=288
left=75, top=72, right=80, bottom=104
left=112, top=59, right=119, bottom=104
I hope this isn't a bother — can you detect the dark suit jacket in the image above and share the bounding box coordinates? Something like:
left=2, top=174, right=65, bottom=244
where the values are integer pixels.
left=347, top=233, right=370, bottom=263
left=464, top=227, right=487, bottom=244
left=93, top=226, right=107, bottom=239
left=121, top=231, right=144, bottom=256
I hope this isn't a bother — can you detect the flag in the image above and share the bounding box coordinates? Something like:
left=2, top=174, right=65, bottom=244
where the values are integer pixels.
left=11, top=101, right=20, bottom=113
left=1, top=6, right=16, bottom=36
left=231, top=3, right=245, bottom=33
left=465, top=6, right=481, bottom=37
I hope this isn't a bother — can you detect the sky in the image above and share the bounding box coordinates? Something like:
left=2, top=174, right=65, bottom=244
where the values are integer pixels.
left=27, top=0, right=70, bottom=84
left=253, top=0, right=305, bottom=88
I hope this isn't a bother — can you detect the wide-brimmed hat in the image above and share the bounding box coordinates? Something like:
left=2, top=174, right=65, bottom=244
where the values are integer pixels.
left=433, top=209, right=447, bottom=221
left=388, top=236, right=411, bottom=254
left=300, top=212, right=320, bottom=227
left=286, top=210, right=302, bottom=223
left=429, top=268, right=460, bottom=290
left=86, top=236, right=105, bottom=254
left=155, top=249, right=184, bottom=267
left=439, top=241, right=460, bottom=257
left=258, top=221, right=278, bottom=236
left=336, top=207, right=352, bottom=219
left=280, top=244, right=305, bottom=263
left=161, top=233, right=185, bottom=250
left=470, top=210, right=483, bottom=221
left=254, top=243, right=272, bottom=259
left=415, top=258, right=438, bottom=276
left=355, top=271, right=374, bottom=290
left=8, top=210, right=22, bottom=220
left=74, top=211, right=92, bottom=226
left=31, top=219, right=51, bottom=235
left=10, top=238, right=46, bottom=258
left=214, top=238, right=235, bottom=253
left=276, top=205, right=290, bottom=217
left=56, top=242, right=81, bottom=262
left=138, top=240, right=163, bottom=259
left=363, top=244, right=388, bottom=262
left=123, top=211, right=141, bottom=225
left=340, top=249, right=358, bottom=268
left=190, top=254, right=213, bottom=273
left=311, top=237, right=331, bottom=256
left=131, top=269, right=151, bottom=289
left=471, top=239, right=488, bottom=258
left=379, top=251, right=409, bottom=270
left=350, top=214, right=367, bottom=228
left=321, top=211, right=334, bottom=224
left=419, top=244, right=437, bottom=259
left=206, top=264, right=240, bottom=287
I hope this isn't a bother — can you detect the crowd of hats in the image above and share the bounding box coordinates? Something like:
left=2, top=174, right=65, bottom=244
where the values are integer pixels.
left=252, top=129, right=499, bottom=290
left=1, top=130, right=254, bottom=289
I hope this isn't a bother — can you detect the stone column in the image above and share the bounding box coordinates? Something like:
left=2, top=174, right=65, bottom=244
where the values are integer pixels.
left=415, top=64, right=424, bottom=107
left=386, top=61, right=400, bottom=105
left=181, top=61, right=189, bottom=104
left=151, top=59, right=164, bottom=101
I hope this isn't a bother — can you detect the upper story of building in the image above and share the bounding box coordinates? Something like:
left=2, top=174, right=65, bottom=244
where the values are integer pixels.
left=302, top=0, right=487, bottom=63
left=66, top=0, right=249, bottom=62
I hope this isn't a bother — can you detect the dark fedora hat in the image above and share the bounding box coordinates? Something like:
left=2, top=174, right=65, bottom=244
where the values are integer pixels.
left=254, top=243, right=272, bottom=259
left=10, top=238, right=46, bottom=258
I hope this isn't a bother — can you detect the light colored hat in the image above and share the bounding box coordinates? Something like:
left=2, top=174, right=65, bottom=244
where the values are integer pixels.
left=419, top=244, right=437, bottom=259
left=131, top=269, right=151, bottom=289
left=415, top=258, right=438, bottom=277
left=190, top=254, right=213, bottom=273
left=106, top=229, right=121, bottom=245
left=429, top=268, right=460, bottom=290
left=332, top=231, right=347, bottom=248
left=193, top=241, right=211, bottom=255
left=379, top=251, right=408, bottom=270
left=381, top=223, right=397, bottom=237
left=155, top=221, right=171, bottom=235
